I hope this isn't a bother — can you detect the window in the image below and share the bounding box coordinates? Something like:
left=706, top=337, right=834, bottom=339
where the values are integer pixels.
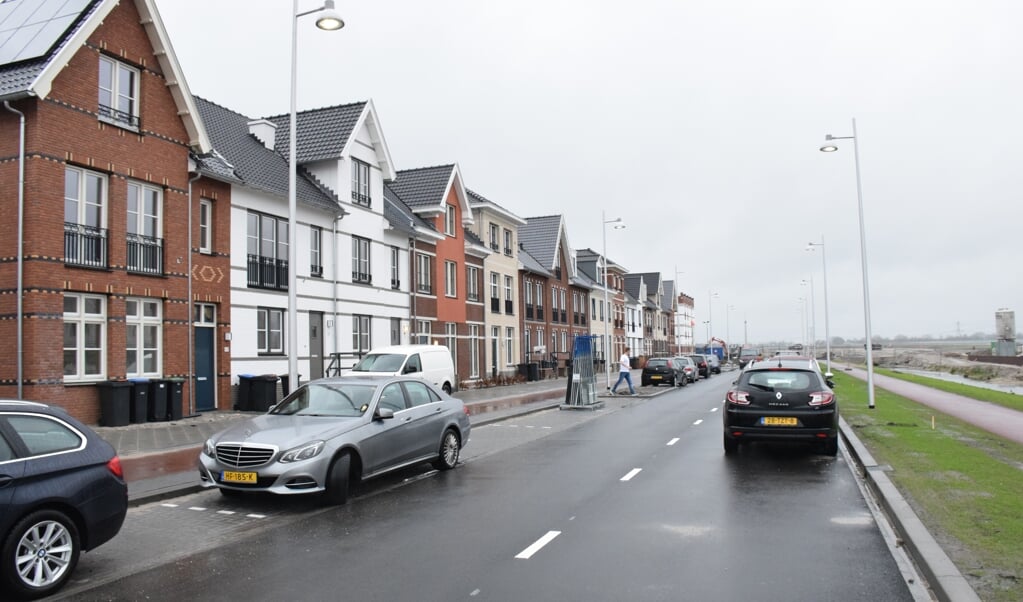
left=310, top=226, right=322, bottom=277
left=390, top=317, right=402, bottom=345
left=416, top=320, right=431, bottom=345
left=98, top=56, right=139, bottom=128
left=126, top=181, right=163, bottom=275
left=469, top=325, right=480, bottom=378
left=405, top=380, right=440, bottom=407
left=524, top=329, right=531, bottom=361
left=352, top=236, right=371, bottom=283
left=490, top=272, right=500, bottom=312
left=551, top=331, right=557, bottom=354
left=445, top=261, right=457, bottom=297
left=352, top=159, right=371, bottom=207
left=126, top=297, right=161, bottom=377
left=390, top=246, right=400, bottom=289
left=64, top=167, right=108, bottom=268
left=353, top=315, right=371, bottom=353
left=445, top=204, right=456, bottom=236
left=446, top=324, right=457, bottom=363
left=467, top=266, right=480, bottom=301
left=378, top=382, right=406, bottom=412
left=505, top=327, right=514, bottom=366
left=562, top=331, right=567, bottom=354
left=416, top=253, right=433, bottom=294
left=7, top=416, right=83, bottom=456
left=63, top=294, right=105, bottom=381
left=504, top=229, right=513, bottom=255
left=489, top=223, right=499, bottom=250
left=257, top=307, right=284, bottom=354
left=199, top=199, right=212, bottom=254
left=247, top=212, right=288, bottom=290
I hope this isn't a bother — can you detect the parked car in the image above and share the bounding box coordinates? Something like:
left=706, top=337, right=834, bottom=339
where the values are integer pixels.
left=199, top=375, right=471, bottom=505
left=705, top=353, right=721, bottom=374
left=350, top=344, right=456, bottom=394
left=688, top=354, right=710, bottom=379
left=722, top=358, right=838, bottom=456
left=673, top=355, right=698, bottom=384
left=641, top=357, right=684, bottom=387
left=0, top=400, right=128, bottom=600
left=737, top=347, right=762, bottom=369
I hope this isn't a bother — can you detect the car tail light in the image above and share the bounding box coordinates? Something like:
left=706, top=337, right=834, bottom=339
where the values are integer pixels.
left=726, top=390, right=750, bottom=405
left=107, top=455, right=124, bottom=479
left=808, top=391, right=835, bottom=406
left=463, top=406, right=472, bottom=417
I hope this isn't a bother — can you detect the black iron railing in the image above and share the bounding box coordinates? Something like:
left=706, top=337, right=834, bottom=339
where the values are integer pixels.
left=247, top=254, right=288, bottom=290
left=126, top=233, right=163, bottom=275
left=64, top=222, right=108, bottom=268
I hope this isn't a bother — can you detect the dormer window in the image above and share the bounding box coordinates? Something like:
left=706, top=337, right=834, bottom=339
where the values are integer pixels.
left=351, top=160, right=371, bottom=207
left=445, top=205, right=456, bottom=236
left=98, top=56, right=140, bottom=129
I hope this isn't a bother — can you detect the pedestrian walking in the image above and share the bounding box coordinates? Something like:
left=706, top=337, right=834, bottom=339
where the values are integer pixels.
left=610, top=347, right=636, bottom=395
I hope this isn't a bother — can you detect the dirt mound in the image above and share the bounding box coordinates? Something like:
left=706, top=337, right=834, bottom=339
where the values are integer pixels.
left=872, top=348, right=1023, bottom=385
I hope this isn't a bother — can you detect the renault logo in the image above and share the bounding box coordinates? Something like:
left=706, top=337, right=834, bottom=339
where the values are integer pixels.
left=775, top=392, right=783, bottom=400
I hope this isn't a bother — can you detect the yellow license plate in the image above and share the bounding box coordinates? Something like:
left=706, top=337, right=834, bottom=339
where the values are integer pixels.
left=651, top=375, right=662, bottom=379
left=763, top=416, right=798, bottom=426
left=222, top=471, right=257, bottom=484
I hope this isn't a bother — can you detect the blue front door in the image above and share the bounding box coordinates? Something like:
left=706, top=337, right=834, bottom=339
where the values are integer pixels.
left=195, top=327, right=215, bottom=411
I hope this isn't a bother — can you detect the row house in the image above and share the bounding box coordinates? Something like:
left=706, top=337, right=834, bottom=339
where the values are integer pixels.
left=386, top=165, right=486, bottom=385
left=518, top=216, right=592, bottom=375
left=673, top=288, right=695, bottom=353
left=623, top=275, right=648, bottom=356
left=0, top=0, right=232, bottom=422
left=576, top=248, right=628, bottom=371
left=467, top=189, right=526, bottom=379
left=631, top=272, right=672, bottom=355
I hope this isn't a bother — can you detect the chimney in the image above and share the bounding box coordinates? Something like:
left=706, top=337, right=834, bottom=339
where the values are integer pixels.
left=247, top=119, right=278, bottom=151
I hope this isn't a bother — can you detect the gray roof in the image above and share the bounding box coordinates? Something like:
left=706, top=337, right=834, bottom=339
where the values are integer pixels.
left=194, top=96, right=340, bottom=213
left=265, top=102, right=366, bottom=164
left=464, top=229, right=485, bottom=247
left=624, top=274, right=643, bottom=301
left=519, top=215, right=562, bottom=270
left=518, top=247, right=551, bottom=277
left=388, top=165, right=455, bottom=210
left=191, top=150, right=241, bottom=184
left=466, top=188, right=527, bottom=225
left=0, top=0, right=101, bottom=100
left=383, top=183, right=437, bottom=235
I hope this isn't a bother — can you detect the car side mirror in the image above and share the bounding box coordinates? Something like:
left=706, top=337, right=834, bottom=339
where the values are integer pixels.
left=374, top=407, right=395, bottom=421
left=826, top=379, right=836, bottom=388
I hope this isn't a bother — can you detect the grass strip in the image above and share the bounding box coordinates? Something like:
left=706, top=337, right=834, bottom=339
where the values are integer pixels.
left=874, top=367, right=1023, bottom=412
left=835, top=371, right=1023, bottom=602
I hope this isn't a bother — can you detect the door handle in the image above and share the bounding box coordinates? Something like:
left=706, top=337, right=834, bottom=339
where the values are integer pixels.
left=0, top=475, right=13, bottom=488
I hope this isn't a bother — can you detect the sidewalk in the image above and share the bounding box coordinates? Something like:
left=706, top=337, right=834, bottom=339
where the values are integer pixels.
left=96, top=371, right=647, bottom=506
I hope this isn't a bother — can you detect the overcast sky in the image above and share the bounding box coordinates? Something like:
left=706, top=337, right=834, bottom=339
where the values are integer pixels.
left=156, top=0, right=1022, bottom=345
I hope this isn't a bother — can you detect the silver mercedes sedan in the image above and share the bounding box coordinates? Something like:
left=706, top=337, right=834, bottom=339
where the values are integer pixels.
left=198, top=374, right=471, bottom=505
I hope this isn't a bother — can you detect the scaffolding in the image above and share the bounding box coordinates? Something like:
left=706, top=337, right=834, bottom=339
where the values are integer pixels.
left=562, top=334, right=604, bottom=410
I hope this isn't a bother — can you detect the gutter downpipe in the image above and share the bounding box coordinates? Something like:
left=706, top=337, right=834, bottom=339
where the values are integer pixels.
left=332, top=207, right=345, bottom=369
left=5, top=101, right=26, bottom=399
left=187, top=167, right=201, bottom=417
left=409, top=219, right=416, bottom=344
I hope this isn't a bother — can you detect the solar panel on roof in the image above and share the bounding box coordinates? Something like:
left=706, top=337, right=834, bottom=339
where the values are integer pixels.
left=0, top=0, right=92, bottom=66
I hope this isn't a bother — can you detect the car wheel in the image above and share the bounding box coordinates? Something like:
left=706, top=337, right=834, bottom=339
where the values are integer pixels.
left=324, top=452, right=352, bottom=505
left=822, top=437, right=839, bottom=457
left=433, top=429, right=461, bottom=471
left=723, top=435, right=739, bottom=455
left=1, top=509, right=81, bottom=599
left=442, top=383, right=452, bottom=395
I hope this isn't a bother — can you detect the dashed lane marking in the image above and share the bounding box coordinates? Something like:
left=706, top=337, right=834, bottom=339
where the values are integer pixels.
left=693, top=419, right=703, bottom=426
left=515, top=531, right=561, bottom=559
left=620, top=468, right=642, bottom=482
left=667, top=438, right=680, bottom=446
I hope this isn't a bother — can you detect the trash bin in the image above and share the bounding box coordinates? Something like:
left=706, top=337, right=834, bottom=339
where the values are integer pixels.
left=127, top=378, right=149, bottom=423
left=517, top=363, right=529, bottom=379
left=279, top=373, right=301, bottom=399
left=527, top=362, right=539, bottom=382
left=148, top=379, right=168, bottom=422
left=236, top=374, right=254, bottom=411
left=250, top=374, right=279, bottom=411
left=167, top=378, right=185, bottom=420
left=97, top=381, right=131, bottom=427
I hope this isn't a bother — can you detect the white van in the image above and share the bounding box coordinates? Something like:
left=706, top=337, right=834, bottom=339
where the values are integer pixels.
left=349, top=345, right=457, bottom=394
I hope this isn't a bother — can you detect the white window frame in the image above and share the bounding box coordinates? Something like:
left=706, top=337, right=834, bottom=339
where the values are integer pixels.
left=126, top=297, right=162, bottom=377
left=352, top=236, right=371, bottom=284
left=503, top=228, right=513, bottom=255
left=445, top=205, right=456, bottom=236
left=63, top=293, right=106, bottom=381
left=257, top=307, right=284, bottom=354
left=310, top=225, right=322, bottom=277
left=198, top=199, right=212, bottom=254
left=126, top=181, right=162, bottom=273
left=417, top=320, right=431, bottom=345
left=351, top=159, right=371, bottom=207
left=467, top=266, right=479, bottom=301
left=353, top=315, right=371, bottom=352
left=390, top=246, right=400, bottom=289
left=504, top=275, right=513, bottom=304
left=505, top=327, right=514, bottom=367
left=490, top=272, right=500, bottom=301
left=444, top=261, right=457, bottom=297
left=98, top=55, right=140, bottom=129
left=489, top=223, right=499, bottom=250
left=469, top=325, right=480, bottom=378
left=416, top=253, right=433, bottom=294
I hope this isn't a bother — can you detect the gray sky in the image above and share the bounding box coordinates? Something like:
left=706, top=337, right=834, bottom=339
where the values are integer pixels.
left=157, top=0, right=1022, bottom=344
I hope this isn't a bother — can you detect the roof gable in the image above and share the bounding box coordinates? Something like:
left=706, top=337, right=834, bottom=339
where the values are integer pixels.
left=390, top=164, right=473, bottom=224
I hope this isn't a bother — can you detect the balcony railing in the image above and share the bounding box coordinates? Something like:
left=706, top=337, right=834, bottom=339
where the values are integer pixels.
left=98, top=104, right=140, bottom=129
left=351, top=191, right=371, bottom=207
left=126, top=233, right=163, bottom=275
left=352, top=271, right=372, bottom=284
left=247, top=254, right=288, bottom=290
left=504, top=247, right=512, bottom=255
left=491, top=298, right=500, bottom=312
left=504, top=300, right=514, bottom=314
left=311, top=264, right=323, bottom=278
left=64, top=222, right=108, bottom=269
left=416, top=282, right=432, bottom=294
left=560, top=310, right=567, bottom=323
left=525, top=305, right=534, bottom=319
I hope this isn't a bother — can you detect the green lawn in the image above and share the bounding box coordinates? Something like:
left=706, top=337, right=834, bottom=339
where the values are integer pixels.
left=836, top=371, right=1023, bottom=602
left=876, top=367, right=1023, bottom=412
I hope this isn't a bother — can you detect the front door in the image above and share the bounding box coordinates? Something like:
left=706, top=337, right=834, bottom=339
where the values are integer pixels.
left=194, top=303, right=216, bottom=412
left=309, top=312, right=323, bottom=380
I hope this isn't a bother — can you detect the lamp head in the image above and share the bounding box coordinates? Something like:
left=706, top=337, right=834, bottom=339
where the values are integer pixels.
left=819, top=134, right=839, bottom=152
left=316, top=1, right=345, bottom=30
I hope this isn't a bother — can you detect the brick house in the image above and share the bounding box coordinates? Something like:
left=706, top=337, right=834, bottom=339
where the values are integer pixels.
left=0, top=0, right=231, bottom=422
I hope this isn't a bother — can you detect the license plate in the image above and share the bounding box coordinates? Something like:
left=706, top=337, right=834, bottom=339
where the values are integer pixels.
left=762, top=416, right=798, bottom=426
left=651, top=375, right=662, bottom=380
left=222, top=471, right=257, bottom=484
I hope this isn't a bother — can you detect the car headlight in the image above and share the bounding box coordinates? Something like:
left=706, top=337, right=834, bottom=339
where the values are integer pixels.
left=203, top=438, right=215, bottom=457
left=279, top=440, right=325, bottom=463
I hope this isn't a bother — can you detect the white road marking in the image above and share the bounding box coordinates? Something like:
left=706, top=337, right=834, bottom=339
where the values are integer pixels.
left=161, top=503, right=179, bottom=508
left=246, top=513, right=267, bottom=519
left=470, top=589, right=481, bottom=596
left=620, top=468, right=642, bottom=481
left=515, top=531, right=561, bottom=559
left=709, top=407, right=719, bottom=412
left=693, top=419, right=703, bottom=426
left=217, top=510, right=235, bottom=515
left=188, top=507, right=206, bottom=511
left=667, top=438, right=680, bottom=446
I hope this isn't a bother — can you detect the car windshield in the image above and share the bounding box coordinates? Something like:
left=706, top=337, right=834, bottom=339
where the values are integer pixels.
left=745, top=370, right=814, bottom=391
left=352, top=353, right=405, bottom=372
left=271, top=383, right=376, bottom=417
left=647, top=359, right=667, bottom=367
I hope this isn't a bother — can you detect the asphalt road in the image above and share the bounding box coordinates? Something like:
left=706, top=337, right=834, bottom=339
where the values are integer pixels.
left=57, top=376, right=922, bottom=601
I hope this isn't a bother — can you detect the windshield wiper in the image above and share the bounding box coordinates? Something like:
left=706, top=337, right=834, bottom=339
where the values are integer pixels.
left=749, top=383, right=774, bottom=392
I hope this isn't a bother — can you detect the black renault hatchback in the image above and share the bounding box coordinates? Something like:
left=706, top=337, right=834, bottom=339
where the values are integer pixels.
left=722, top=359, right=838, bottom=456
left=0, top=400, right=128, bottom=600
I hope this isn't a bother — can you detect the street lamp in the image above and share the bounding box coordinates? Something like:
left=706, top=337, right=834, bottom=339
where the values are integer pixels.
left=602, top=211, right=626, bottom=389
left=725, top=304, right=735, bottom=361
left=800, top=277, right=816, bottom=359
left=702, top=320, right=710, bottom=341
left=820, top=118, right=876, bottom=408
left=797, top=297, right=806, bottom=351
left=287, top=0, right=344, bottom=393
left=707, top=291, right=719, bottom=343
left=806, top=237, right=831, bottom=373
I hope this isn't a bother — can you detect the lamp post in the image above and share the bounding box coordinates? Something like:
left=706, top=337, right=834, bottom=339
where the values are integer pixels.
left=801, top=277, right=816, bottom=358
left=602, top=211, right=625, bottom=389
left=821, top=118, right=875, bottom=408
left=806, top=237, right=831, bottom=373
left=725, top=304, right=735, bottom=361
left=702, top=320, right=710, bottom=341
left=707, top=291, right=719, bottom=344
left=287, top=0, right=344, bottom=393
left=797, top=298, right=806, bottom=351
